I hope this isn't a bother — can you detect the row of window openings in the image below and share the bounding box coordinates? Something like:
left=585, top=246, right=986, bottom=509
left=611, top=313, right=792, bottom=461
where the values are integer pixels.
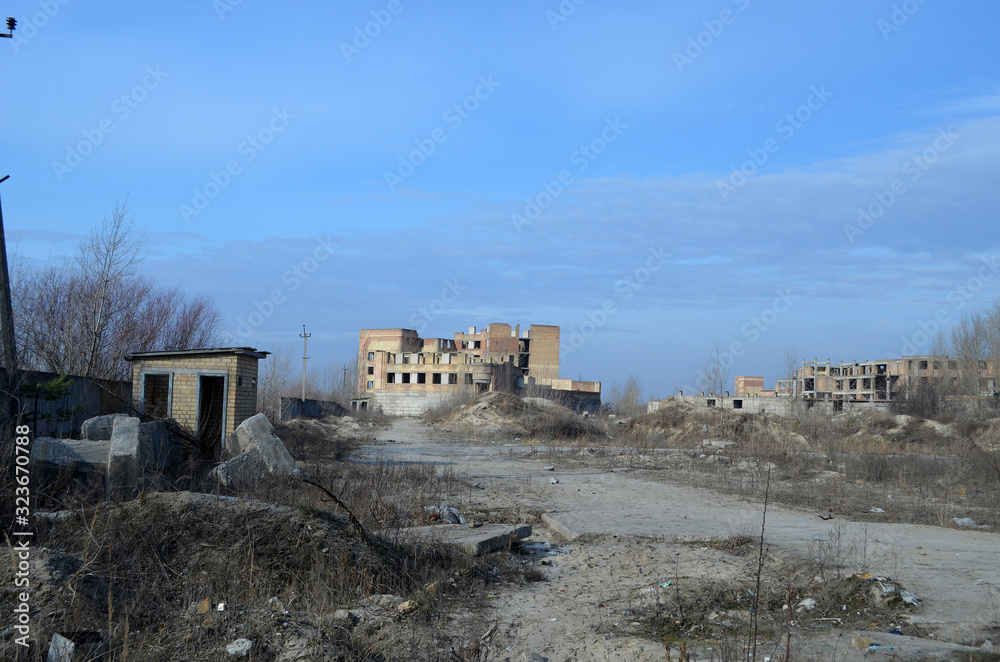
left=385, top=372, right=470, bottom=385
left=367, top=349, right=517, bottom=365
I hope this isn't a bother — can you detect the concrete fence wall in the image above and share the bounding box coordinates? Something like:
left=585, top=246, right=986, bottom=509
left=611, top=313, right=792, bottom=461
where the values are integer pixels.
left=279, top=396, right=350, bottom=421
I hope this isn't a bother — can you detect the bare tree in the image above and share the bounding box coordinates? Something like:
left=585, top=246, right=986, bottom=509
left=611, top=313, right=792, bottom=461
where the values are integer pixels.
left=780, top=345, right=799, bottom=398
left=699, top=338, right=730, bottom=397
left=257, top=343, right=294, bottom=420
left=13, top=201, right=225, bottom=381
left=951, top=310, right=989, bottom=407
left=77, top=199, right=144, bottom=377
left=607, top=374, right=643, bottom=415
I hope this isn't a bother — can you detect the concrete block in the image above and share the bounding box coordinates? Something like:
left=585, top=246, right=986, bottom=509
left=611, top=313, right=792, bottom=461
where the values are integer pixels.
left=139, top=420, right=176, bottom=469
left=390, top=523, right=532, bottom=556
left=107, top=416, right=142, bottom=498
left=80, top=414, right=127, bottom=441
left=209, top=449, right=267, bottom=488
left=31, top=438, right=111, bottom=469
left=225, top=413, right=296, bottom=474
left=541, top=513, right=599, bottom=542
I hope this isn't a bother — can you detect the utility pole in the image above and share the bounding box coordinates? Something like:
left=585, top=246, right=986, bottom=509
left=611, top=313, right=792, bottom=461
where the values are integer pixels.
left=299, top=324, right=310, bottom=402
left=0, top=175, right=20, bottom=420
left=342, top=365, right=348, bottom=398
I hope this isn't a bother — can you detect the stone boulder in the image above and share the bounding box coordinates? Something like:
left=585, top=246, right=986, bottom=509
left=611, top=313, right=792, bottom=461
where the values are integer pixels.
left=211, top=414, right=298, bottom=487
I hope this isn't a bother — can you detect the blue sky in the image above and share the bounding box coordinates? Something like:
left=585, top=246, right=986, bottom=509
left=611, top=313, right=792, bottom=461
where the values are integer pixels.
left=3, top=0, right=1000, bottom=398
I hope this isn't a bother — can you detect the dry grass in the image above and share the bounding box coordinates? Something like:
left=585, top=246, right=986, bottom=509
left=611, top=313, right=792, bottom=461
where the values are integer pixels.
left=4, top=420, right=541, bottom=661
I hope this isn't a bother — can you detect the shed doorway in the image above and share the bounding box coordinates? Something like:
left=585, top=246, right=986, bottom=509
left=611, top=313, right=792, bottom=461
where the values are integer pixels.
left=198, top=376, right=225, bottom=454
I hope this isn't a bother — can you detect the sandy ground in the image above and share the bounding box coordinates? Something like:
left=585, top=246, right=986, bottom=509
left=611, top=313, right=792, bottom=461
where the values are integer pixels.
left=360, top=418, right=1000, bottom=662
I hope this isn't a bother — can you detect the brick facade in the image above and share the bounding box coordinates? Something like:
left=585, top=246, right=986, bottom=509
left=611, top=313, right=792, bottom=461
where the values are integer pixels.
left=125, top=348, right=268, bottom=449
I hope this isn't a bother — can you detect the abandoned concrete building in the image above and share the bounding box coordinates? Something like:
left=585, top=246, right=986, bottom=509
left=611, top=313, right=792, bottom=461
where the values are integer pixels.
left=651, top=355, right=999, bottom=416
left=355, top=324, right=601, bottom=415
left=124, top=347, right=268, bottom=452
left=779, top=356, right=997, bottom=405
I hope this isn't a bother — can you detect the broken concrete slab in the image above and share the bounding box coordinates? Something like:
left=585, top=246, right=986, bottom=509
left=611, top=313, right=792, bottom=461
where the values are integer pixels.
left=31, top=438, right=111, bottom=469
left=224, top=413, right=297, bottom=474
left=212, top=414, right=298, bottom=487
left=388, top=523, right=531, bottom=556
left=210, top=449, right=268, bottom=488
left=80, top=414, right=128, bottom=441
left=541, top=513, right=599, bottom=543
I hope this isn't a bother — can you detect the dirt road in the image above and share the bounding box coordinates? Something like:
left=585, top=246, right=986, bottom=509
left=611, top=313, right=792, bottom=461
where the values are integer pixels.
left=361, top=419, right=999, bottom=661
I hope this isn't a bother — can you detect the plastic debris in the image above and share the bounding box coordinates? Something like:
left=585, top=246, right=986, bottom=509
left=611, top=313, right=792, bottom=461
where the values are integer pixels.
left=870, top=507, right=886, bottom=514
left=544, top=466, right=555, bottom=471
left=226, top=639, right=253, bottom=657
left=549, top=478, right=559, bottom=484
left=796, top=598, right=817, bottom=612
left=951, top=516, right=989, bottom=529
left=423, top=504, right=467, bottom=525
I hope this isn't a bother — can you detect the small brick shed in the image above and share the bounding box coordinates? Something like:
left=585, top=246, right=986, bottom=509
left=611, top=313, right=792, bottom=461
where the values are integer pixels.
left=124, top=347, right=269, bottom=451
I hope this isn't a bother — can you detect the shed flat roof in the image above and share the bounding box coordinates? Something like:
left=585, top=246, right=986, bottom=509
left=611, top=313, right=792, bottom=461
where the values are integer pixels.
left=124, top=347, right=270, bottom=361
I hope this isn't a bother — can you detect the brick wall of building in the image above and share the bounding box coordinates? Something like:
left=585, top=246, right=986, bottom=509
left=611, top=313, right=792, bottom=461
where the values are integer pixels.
left=130, top=352, right=262, bottom=438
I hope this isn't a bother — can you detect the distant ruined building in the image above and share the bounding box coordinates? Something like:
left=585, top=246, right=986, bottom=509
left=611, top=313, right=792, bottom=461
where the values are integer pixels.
left=355, top=323, right=601, bottom=416
left=650, top=355, right=997, bottom=416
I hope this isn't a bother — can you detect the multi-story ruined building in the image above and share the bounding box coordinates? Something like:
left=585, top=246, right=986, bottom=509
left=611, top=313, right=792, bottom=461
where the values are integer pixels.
left=779, top=356, right=996, bottom=406
left=356, top=323, right=601, bottom=415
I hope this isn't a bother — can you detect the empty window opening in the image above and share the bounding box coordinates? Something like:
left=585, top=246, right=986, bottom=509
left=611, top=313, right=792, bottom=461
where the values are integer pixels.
left=387, top=373, right=396, bottom=384
left=143, top=374, right=170, bottom=418
left=366, top=381, right=373, bottom=390
left=707, top=399, right=716, bottom=407
left=368, top=352, right=375, bottom=361
left=432, top=373, right=442, bottom=384
left=367, top=366, right=374, bottom=375
left=464, top=374, right=473, bottom=385
left=448, top=373, right=458, bottom=385
left=417, top=373, right=426, bottom=384
left=833, top=400, right=844, bottom=411
left=733, top=399, right=743, bottom=409
left=401, top=373, right=411, bottom=384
